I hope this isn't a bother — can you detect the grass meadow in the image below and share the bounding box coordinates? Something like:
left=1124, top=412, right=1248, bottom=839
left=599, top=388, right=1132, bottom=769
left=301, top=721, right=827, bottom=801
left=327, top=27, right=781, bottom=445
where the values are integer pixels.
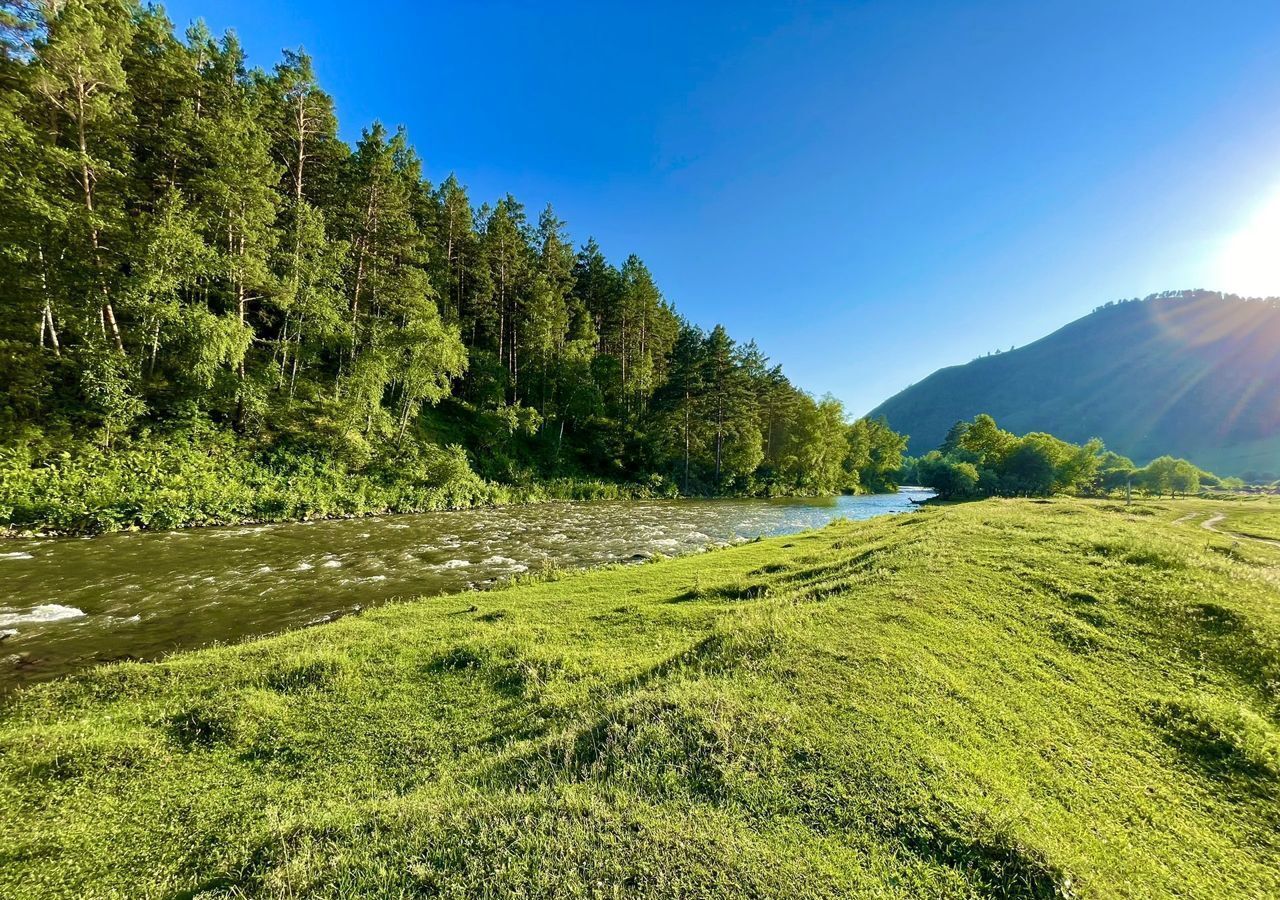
left=1, top=497, right=1278, bottom=898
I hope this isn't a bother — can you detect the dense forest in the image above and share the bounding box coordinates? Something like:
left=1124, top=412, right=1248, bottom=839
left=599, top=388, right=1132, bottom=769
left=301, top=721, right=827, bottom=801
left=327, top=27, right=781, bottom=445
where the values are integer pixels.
left=0, top=1, right=905, bottom=533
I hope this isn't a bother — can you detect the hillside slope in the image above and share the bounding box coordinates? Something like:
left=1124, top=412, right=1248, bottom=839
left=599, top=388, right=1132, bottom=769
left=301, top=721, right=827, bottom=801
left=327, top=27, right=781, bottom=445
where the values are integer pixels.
left=870, top=291, right=1280, bottom=476
left=2, top=499, right=1278, bottom=897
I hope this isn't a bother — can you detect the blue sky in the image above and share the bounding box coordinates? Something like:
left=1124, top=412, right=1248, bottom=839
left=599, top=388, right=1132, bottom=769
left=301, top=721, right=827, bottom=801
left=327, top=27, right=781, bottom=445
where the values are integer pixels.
left=158, top=0, right=1280, bottom=414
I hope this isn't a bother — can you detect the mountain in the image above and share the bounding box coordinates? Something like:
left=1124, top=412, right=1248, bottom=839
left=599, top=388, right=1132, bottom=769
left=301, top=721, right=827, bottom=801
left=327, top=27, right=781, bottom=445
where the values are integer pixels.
left=869, top=291, right=1280, bottom=478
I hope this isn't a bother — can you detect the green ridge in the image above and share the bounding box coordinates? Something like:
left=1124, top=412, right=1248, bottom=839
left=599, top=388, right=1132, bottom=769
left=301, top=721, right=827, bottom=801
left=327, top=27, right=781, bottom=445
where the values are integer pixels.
left=871, top=291, right=1280, bottom=479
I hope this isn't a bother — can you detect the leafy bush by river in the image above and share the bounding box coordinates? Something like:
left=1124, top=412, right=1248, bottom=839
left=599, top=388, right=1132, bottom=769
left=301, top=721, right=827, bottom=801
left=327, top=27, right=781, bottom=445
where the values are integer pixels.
left=0, top=427, right=665, bottom=536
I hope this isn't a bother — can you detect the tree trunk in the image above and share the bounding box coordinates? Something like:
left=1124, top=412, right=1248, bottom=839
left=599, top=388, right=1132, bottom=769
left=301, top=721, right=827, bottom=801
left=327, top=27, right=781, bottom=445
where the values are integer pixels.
left=103, top=301, right=124, bottom=353
left=684, top=392, right=691, bottom=494
left=396, top=391, right=416, bottom=444
left=76, top=81, right=124, bottom=354
left=350, top=185, right=378, bottom=345
left=497, top=256, right=506, bottom=376
left=149, top=318, right=161, bottom=371
left=511, top=321, right=519, bottom=402
left=236, top=230, right=247, bottom=380
left=275, top=312, right=290, bottom=381
left=37, top=247, right=61, bottom=356
left=715, top=396, right=724, bottom=486
left=294, top=96, right=307, bottom=203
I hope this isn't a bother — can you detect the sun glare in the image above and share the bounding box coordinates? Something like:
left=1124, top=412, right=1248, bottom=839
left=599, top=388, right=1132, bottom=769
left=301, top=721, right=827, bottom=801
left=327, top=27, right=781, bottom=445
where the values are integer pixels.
left=1216, top=186, right=1280, bottom=298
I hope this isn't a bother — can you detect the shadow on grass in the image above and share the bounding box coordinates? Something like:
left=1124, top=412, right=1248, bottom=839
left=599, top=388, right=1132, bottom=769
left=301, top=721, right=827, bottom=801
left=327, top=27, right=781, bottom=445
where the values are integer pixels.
left=1145, top=697, right=1279, bottom=795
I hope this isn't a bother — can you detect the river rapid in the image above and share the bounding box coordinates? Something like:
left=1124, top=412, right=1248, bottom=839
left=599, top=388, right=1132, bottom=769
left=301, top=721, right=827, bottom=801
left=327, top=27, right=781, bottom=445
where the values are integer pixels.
left=0, top=489, right=932, bottom=690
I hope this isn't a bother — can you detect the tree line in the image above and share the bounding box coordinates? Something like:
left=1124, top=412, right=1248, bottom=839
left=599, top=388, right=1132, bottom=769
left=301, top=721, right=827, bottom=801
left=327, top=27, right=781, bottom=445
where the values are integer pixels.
left=0, top=1, right=905, bottom=532
left=907, top=414, right=1236, bottom=500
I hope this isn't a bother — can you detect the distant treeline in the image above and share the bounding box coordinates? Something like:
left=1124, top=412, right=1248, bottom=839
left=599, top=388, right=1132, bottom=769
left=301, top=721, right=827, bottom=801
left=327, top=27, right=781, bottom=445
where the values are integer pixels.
left=905, top=414, right=1239, bottom=500
left=1091, top=290, right=1280, bottom=315
left=0, top=2, right=905, bottom=533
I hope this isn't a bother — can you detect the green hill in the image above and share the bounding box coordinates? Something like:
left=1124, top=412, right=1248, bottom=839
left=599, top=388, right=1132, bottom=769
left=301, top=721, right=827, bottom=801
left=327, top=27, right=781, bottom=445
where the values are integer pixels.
left=870, top=291, right=1280, bottom=478
left=2, top=498, right=1278, bottom=897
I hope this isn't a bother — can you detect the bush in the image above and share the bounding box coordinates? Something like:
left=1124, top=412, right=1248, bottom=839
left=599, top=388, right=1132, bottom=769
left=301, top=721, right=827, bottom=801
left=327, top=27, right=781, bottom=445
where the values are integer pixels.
left=0, top=425, right=681, bottom=535
left=0, top=428, right=496, bottom=534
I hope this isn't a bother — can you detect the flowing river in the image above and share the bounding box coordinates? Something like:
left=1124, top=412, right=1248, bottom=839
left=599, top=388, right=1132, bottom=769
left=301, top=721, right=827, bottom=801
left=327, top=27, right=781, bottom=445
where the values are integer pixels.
left=0, top=489, right=931, bottom=690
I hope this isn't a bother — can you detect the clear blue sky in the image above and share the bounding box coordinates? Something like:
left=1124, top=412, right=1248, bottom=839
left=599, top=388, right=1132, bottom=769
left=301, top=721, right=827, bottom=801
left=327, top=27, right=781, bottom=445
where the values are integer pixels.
left=158, top=0, right=1280, bottom=415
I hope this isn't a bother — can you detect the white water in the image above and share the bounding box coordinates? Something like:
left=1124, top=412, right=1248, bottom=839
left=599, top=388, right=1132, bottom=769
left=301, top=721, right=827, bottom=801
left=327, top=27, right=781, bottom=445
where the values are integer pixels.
left=0, top=489, right=932, bottom=688
left=0, top=604, right=87, bottom=627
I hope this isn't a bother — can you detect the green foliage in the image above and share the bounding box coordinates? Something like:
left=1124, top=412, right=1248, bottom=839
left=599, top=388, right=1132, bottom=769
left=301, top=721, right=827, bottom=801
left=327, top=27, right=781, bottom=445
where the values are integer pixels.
left=917, top=453, right=980, bottom=499
left=0, top=2, right=906, bottom=532
left=846, top=414, right=907, bottom=493
left=916, top=413, right=1213, bottom=500
left=1097, top=451, right=1137, bottom=492
left=0, top=428, right=483, bottom=533
left=2, top=500, right=1278, bottom=896
left=1138, top=455, right=1204, bottom=498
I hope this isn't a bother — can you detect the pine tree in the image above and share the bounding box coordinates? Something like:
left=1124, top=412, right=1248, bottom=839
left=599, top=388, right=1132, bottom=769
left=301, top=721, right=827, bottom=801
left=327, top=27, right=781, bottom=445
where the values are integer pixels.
left=28, top=0, right=135, bottom=354
left=479, top=195, right=530, bottom=400
left=180, top=30, right=281, bottom=423
left=429, top=174, right=483, bottom=328
left=260, top=48, right=346, bottom=402
left=659, top=323, right=709, bottom=492
left=702, top=325, right=762, bottom=487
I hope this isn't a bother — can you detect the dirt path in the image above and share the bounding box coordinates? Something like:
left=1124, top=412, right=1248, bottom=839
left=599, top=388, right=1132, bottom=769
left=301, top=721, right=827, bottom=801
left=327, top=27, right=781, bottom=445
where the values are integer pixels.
left=1172, top=512, right=1201, bottom=526
left=1201, top=513, right=1226, bottom=531
left=1200, top=513, right=1280, bottom=549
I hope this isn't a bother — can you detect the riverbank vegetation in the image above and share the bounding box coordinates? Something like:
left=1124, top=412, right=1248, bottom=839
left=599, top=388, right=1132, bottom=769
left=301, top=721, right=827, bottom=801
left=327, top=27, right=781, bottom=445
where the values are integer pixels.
left=2, top=498, right=1278, bottom=896
left=0, top=425, right=669, bottom=535
left=0, top=2, right=907, bottom=535
left=908, top=413, right=1238, bottom=500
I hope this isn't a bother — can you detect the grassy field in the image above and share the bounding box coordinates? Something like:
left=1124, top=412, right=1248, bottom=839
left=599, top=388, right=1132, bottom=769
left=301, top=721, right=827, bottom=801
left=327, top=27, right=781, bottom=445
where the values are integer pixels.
left=1149, top=494, right=1280, bottom=543
left=1212, top=503, right=1280, bottom=542
left=1222, top=511, right=1280, bottom=542
left=1, top=498, right=1278, bottom=898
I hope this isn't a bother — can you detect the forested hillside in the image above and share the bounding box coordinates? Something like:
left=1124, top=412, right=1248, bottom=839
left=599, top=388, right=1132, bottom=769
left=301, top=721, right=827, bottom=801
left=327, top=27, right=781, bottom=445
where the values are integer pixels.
left=871, top=291, right=1280, bottom=479
left=0, top=2, right=903, bottom=532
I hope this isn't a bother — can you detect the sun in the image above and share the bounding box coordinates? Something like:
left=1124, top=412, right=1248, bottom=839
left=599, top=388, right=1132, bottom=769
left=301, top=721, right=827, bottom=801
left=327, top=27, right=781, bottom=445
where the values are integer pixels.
left=1216, top=186, right=1280, bottom=298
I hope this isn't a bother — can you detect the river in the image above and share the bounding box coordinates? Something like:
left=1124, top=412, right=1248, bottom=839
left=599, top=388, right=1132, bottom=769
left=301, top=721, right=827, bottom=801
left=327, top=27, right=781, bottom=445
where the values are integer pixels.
left=0, top=489, right=931, bottom=690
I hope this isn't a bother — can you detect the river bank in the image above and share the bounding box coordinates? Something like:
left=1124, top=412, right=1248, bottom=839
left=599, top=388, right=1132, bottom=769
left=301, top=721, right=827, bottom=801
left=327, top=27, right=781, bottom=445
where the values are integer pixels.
left=0, top=477, right=658, bottom=540
left=0, top=439, right=666, bottom=539
left=2, top=498, right=1277, bottom=897
left=0, top=436, right=885, bottom=540
left=0, top=491, right=931, bottom=688
left=0, top=479, right=874, bottom=541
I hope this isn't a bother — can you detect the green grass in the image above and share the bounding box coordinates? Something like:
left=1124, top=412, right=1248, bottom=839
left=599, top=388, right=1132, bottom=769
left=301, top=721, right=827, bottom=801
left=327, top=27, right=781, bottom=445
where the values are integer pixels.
left=1149, top=495, right=1280, bottom=543
left=2, top=499, right=1279, bottom=898
left=1218, top=507, right=1280, bottom=542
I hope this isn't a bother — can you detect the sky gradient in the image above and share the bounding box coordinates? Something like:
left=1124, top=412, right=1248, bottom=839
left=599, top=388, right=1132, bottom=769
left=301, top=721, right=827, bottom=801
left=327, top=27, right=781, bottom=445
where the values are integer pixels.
left=157, top=0, right=1280, bottom=415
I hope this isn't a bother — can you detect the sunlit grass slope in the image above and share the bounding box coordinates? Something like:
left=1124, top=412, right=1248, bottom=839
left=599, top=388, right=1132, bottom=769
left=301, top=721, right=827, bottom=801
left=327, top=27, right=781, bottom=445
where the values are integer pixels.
left=2, top=499, right=1278, bottom=898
